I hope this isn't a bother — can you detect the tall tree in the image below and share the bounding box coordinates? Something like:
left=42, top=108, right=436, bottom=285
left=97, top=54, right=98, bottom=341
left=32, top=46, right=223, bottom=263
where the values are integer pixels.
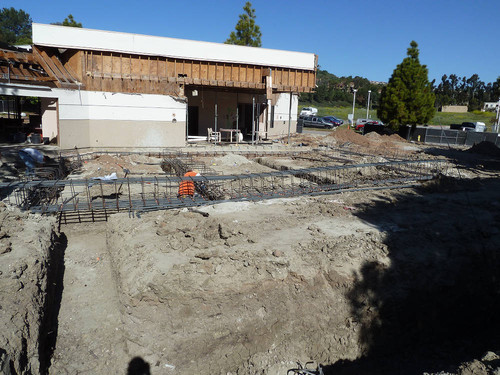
left=52, top=14, right=83, bottom=28
left=225, top=2, right=262, bottom=47
left=377, top=41, right=435, bottom=127
left=0, top=7, right=32, bottom=45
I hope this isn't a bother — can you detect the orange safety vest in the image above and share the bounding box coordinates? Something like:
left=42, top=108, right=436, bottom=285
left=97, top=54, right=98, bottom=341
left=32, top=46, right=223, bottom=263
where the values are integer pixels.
left=178, top=171, right=197, bottom=197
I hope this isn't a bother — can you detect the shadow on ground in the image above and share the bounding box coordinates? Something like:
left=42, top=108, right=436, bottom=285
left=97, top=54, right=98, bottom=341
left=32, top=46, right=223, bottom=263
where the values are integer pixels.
left=424, top=142, right=500, bottom=172
left=324, top=176, right=500, bottom=374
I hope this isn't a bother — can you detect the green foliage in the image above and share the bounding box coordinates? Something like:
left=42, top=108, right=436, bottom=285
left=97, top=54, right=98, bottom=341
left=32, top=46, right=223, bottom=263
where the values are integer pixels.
left=299, top=69, right=384, bottom=109
left=225, top=2, right=262, bottom=47
left=434, top=74, right=499, bottom=111
left=52, top=14, right=82, bottom=28
left=432, top=111, right=495, bottom=130
left=0, top=7, right=32, bottom=45
left=298, top=104, right=380, bottom=122
left=378, top=41, right=435, bottom=127
left=492, top=77, right=500, bottom=101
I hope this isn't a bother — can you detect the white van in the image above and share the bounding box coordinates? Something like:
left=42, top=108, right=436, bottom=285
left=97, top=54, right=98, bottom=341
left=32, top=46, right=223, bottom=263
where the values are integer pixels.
left=300, top=107, right=318, bottom=116
left=473, top=122, right=486, bottom=132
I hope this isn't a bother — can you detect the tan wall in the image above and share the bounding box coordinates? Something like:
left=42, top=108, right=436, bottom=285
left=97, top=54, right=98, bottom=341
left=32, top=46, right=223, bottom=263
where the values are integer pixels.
left=268, top=120, right=297, bottom=137
left=41, top=97, right=58, bottom=141
left=440, top=105, right=468, bottom=113
left=59, top=119, right=185, bottom=149
left=59, top=119, right=90, bottom=148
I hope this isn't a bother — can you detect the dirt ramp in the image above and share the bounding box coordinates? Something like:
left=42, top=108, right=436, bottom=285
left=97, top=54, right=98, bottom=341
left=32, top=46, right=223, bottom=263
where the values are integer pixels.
left=104, top=200, right=385, bottom=374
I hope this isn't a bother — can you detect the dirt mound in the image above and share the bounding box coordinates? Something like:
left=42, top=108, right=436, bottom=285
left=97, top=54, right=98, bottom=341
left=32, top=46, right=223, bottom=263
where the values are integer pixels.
left=467, top=141, right=500, bottom=157
left=78, top=153, right=163, bottom=178
left=215, top=153, right=251, bottom=166
left=388, top=133, right=406, bottom=142
left=328, top=128, right=372, bottom=147
left=364, top=131, right=382, bottom=140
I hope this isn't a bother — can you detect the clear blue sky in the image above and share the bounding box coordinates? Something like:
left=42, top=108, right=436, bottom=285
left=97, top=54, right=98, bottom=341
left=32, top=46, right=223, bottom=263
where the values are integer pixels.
left=5, top=0, right=500, bottom=84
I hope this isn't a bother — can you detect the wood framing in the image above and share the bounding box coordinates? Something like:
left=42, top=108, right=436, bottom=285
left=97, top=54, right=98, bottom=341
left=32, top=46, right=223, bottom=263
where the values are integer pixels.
left=0, top=47, right=55, bottom=85
left=35, top=46, right=316, bottom=96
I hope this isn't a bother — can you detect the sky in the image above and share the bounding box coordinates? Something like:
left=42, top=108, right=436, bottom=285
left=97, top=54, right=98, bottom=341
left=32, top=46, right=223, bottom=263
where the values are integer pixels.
left=5, top=0, right=500, bottom=84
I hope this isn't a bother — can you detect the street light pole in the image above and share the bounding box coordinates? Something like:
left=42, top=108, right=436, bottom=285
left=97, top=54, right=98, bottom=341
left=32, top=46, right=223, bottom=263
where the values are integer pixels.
left=351, top=89, right=357, bottom=128
left=495, top=98, right=500, bottom=133
left=366, top=90, right=371, bottom=119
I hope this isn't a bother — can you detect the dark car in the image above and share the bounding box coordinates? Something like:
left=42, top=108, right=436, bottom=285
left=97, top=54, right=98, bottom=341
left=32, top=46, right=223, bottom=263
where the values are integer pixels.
left=322, top=116, right=343, bottom=127
left=355, top=120, right=382, bottom=131
left=300, top=116, right=335, bottom=129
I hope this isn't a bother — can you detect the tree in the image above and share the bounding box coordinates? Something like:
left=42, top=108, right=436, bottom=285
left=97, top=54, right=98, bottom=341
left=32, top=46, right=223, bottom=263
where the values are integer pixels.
left=225, top=2, right=262, bottom=47
left=0, top=7, right=32, bottom=45
left=377, top=41, right=435, bottom=128
left=52, top=14, right=83, bottom=28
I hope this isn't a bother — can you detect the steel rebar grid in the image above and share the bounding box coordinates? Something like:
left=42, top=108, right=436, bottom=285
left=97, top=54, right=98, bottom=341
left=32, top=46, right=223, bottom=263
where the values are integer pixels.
left=56, top=145, right=422, bottom=171
left=0, top=159, right=447, bottom=220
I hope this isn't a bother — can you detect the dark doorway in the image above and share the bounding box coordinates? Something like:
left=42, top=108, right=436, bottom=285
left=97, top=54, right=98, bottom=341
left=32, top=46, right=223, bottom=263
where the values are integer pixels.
left=187, top=106, right=199, bottom=136
left=238, top=104, right=253, bottom=138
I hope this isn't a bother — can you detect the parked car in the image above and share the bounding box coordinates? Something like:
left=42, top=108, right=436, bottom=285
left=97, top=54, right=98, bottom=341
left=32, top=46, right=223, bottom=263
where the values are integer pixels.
left=322, top=116, right=343, bottom=127
left=355, top=120, right=382, bottom=131
left=300, top=115, right=335, bottom=129
left=300, top=107, right=318, bottom=116
left=450, top=122, right=486, bottom=132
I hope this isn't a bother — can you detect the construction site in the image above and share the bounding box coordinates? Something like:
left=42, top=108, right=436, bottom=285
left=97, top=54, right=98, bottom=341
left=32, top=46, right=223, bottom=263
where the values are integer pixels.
left=0, top=128, right=499, bottom=375
left=1, top=24, right=500, bottom=375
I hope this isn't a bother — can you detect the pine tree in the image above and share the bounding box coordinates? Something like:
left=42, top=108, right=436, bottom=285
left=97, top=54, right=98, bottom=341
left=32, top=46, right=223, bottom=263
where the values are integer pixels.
left=61, top=14, right=82, bottom=28
left=378, top=41, right=435, bottom=128
left=225, top=2, right=262, bottom=47
left=0, top=7, right=32, bottom=45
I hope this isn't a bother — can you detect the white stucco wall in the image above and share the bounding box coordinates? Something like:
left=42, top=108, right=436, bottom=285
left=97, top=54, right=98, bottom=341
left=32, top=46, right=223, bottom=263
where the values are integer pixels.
left=55, top=89, right=186, bottom=122
left=269, top=93, right=298, bottom=136
left=0, top=83, right=187, bottom=148
left=54, top=89, right=187, bottom=148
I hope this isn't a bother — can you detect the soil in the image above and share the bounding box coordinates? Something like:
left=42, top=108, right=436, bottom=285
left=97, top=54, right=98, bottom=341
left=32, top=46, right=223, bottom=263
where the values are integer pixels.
left=0, top=204, right=57, bottom=374
left=1, top=133, right=500, bottom=375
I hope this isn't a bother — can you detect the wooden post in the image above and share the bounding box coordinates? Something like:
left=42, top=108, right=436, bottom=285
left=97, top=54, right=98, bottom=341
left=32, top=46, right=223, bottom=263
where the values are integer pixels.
left=214, top=92, right=218, bottom=145
left=236, top=93, right=239, bottom=142
left=252, top=96, right=255, bottom=145
left=288, top=92, right=292, bottom=145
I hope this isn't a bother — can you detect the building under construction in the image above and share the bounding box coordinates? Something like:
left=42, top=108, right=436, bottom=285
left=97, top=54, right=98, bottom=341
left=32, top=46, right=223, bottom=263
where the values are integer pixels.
left=0, top=24, right=317, bottom=148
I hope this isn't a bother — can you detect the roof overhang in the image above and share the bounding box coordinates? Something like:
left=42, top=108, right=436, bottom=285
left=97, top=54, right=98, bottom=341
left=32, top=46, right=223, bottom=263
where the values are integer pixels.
left=32, top=23, right=316, bottom=71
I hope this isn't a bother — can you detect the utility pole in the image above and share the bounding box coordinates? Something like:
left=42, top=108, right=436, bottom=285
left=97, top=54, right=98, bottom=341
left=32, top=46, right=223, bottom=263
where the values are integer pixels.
left=495, top=98, right=500, bottom=133
left=351, top=89, right=357, bottom=129
left=366, top=90, right=371, bottom=119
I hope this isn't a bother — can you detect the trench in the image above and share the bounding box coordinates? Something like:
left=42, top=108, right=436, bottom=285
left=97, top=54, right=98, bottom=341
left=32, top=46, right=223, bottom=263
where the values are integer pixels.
left=38, top=232, right=67, bottom=375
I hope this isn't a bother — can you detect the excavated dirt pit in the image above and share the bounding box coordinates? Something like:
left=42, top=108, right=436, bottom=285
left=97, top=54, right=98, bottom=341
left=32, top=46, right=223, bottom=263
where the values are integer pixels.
left=1, top=134, right=500, bottom=375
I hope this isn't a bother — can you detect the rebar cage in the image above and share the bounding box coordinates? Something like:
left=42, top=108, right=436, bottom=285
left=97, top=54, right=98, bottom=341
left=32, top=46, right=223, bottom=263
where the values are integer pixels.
left=0, top=157, right=447, bottom=223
